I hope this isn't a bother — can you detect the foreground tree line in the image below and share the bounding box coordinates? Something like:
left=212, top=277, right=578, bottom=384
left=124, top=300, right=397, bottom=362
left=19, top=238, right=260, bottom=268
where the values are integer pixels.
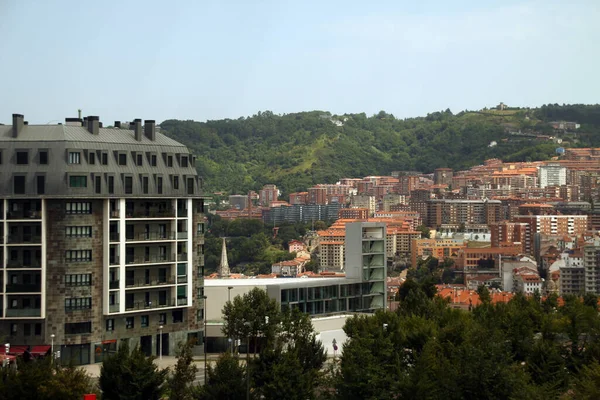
left=2, top=284, right=600, bottom=399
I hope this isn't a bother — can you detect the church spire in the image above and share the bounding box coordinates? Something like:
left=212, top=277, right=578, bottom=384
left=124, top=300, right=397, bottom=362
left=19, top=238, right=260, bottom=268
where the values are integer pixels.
left=218, top=237, right=230, bottom=278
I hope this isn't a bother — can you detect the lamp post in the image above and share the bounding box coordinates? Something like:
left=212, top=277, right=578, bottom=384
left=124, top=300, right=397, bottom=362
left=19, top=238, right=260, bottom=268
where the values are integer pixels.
left=158, top=325, right=163, bottom=360
left=203, top=295, right=208, bottom=385
left=227, top=286, right=233, bottom=352
left=50, top=334, right=55, bottom=365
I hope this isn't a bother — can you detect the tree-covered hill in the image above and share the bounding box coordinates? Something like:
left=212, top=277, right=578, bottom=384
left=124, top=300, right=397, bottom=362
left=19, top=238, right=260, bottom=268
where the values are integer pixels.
left=159, top=104, right=600, bottom=196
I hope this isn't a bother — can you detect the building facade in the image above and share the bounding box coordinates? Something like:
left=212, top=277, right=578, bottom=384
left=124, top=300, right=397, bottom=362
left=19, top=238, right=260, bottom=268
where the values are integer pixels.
left=0, top=114, right=205, bottom=364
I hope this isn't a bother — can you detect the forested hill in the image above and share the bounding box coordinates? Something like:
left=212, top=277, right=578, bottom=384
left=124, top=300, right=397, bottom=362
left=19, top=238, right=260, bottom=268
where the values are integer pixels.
left=159, top=104, right=600, bottom=196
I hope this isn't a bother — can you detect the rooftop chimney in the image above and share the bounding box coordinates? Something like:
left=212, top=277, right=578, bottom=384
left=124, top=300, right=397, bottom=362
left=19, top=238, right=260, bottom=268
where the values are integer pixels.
left=12, top=114, right=24, bottom=138
left=133, top=119, right=142, bottom=141
left=87, top=116, right=99, bottom=135
left=114, top=121, right=121, bottom=128
left=144, top=120, right=156, bottom=141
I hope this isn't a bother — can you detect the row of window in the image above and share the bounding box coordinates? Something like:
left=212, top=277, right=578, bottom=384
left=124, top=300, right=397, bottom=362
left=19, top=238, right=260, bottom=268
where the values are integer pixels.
left=9, top=322, right=43, bottom=336
left=65, top=250, right=92, bottom=262
left=65, top=274, right=92, bottom=286
left=106, top=310, right=183, bottom=331
left=12, top=174, right=196, bottom=195
left=66, top=226, right=92, bottom=237
left=4, top=149, right=193, bottom=169
left=65, top=297, right=92, bottom=311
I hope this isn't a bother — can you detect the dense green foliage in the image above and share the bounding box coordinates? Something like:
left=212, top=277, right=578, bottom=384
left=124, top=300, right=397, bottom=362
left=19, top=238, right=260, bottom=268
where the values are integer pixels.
left=99, top=342, right=168, bottom=400
left=195, top=352, right=247, bottom=400
left=0, top=357, right=96, bottom=400
left=160, top=104, right=600, bottom=195
left=334, top=280, right=600, bottom=399
left=204, top=216, right=313, bottom=275
left=167, top=340, right=198, bottom=400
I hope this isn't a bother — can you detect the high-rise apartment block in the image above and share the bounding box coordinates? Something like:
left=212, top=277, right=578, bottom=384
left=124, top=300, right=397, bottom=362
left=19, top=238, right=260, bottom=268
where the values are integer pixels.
left=0, top=114, right=205, bottom=364
left=538, top=164, right=567, bottom=188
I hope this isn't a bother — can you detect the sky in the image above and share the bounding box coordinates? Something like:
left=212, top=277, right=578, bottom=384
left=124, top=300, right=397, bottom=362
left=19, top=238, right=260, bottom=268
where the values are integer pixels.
left=0, top=0, right=598, bottom=125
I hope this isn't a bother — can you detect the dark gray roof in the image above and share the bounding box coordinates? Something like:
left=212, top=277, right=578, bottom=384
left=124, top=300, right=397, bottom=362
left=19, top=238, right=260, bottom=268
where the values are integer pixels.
left=0, top=124, right=186, bottom=148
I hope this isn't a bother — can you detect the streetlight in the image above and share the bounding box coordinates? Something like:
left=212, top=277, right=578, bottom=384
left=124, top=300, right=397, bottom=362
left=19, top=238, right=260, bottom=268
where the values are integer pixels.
left=50, top=334, right=55, bottom=365
left=203, top=295, right=208, bottom=385
left=227, top=286, right=233, bottom=352
left=158, top=326, right=163, bottom=360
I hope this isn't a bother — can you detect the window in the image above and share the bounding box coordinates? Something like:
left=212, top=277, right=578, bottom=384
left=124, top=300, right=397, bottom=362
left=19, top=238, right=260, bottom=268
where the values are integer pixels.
left=172, top=310, right=183, bottom=323
left=197, top=223, right=204, bottom=234
left=66, top=226, right=92, bottom=237
left=173, top=176, right=179, bottom=190
left=69, top=175, right=87, bottom=188
left=65, top=322, right=91, bottom=335
left=151, top=154, right=157, bottom=166
left=106, top=319, right=114, bottom=331
left=118, top=153, right=127, bottom=166
left=159, top=313, right=167, bottom=325
left=167, top=155, right=173, bottom=167
left=142, top=176, right=149, bottom=194
left=13, top=175, right=25, bottom=194
left=24, top=324, right=31, bottom=336
left=39, top=150, right=48, bottom=165
left=187, top=178, right=194, bottom=195
left=125, top=176, right=133, bottom=194
left=95, top=176, right=101, bottom=194
left=108, top=176, right=114, bottom=194
left=126, top=317, right=134, bottom=329
left=141, top=315, right=149, bottom=328
left=65, top=250, right=92, bottom=262
left=101, top=152, right=108, bottom=165
left=34, top=323, right=41, bottom=336
left=68, top=152, right=81, bottom=164
left=66, top=202, right=92, bottom=214
left=37, top=176, right=45, bottom=194
left=88, top=151, right=95, bottom=165
left=181, top=156, right=188, bottom=167
left=16, top=151, right=28, bottom=165
left=65, top=274, right=92, bottom=286
left=136, top=153, right=143, bottom=166
left=10, top=324, right=17, bottom=335
left=65, top=297, right=92, bottom=311
left=157, top=177, right=163, bottom=194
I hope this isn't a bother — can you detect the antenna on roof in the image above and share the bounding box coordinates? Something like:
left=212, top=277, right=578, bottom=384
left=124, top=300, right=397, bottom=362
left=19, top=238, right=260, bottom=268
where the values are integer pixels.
left=78, top=109, right=82, bottom=119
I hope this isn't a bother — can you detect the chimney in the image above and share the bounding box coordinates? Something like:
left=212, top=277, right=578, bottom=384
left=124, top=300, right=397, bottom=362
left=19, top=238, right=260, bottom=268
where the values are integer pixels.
left=114, top=121, right=121, bottom=128
left=12, top=114, right=25, bottom=137
left=99, top=122, right=103, bottom=128
left=133, top=119, right=142, bottom=141
left=87, top=116, right=99, bottom=135
left=144, top=120, right=156, bottom=141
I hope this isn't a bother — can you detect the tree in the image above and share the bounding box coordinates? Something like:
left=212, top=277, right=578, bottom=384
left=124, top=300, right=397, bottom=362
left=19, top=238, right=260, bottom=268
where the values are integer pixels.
left=167, top=340, right=199, bottom=400
left=416, top=225, right=430, bottom=239
left=0, top=357, right=96, bottom=400
left=99, top=341, right=168, bottom=400
left=196, top=352, right=247, bottom=400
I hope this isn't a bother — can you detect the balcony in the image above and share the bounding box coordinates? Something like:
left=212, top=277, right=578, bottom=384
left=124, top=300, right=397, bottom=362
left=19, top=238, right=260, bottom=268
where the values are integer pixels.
left=126, top=232, right=176, bottom=242
left=109, top=280, right=120, bottom=290
left=176, top=232, right=188, bottom=240
left=110, top=210, right=120, bottom=218
left=177, top=297, right=188, bottom=306
left=126, top=210, right=175, bottom=219
left=177, top=209, right=188, bottom=218
left=177, top=253, right=188, bottom=261
left=6, top=283, right=41, bottom=293
left=5, top=308, right=41, bottom=317
left=7, top=235, right=42, bottom=245
left=109, top=256, right=120, bottom=266
left=125, top=255, right=174, bottom=265
left=6, top=210, right=41, bottom=220
left=124, top=278, right=176, bottom=289
left=177, top=275, right=188, bottom=284
left=109, top=304, right=120, bottom=313
left=124, top=298, right=181, bottom=311
left=6, top=260, right=41, bottom=269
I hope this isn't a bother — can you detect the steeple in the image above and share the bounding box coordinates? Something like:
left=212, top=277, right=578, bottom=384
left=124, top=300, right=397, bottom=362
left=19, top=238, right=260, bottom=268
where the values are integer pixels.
left=218, top=237, right=230, bottom=278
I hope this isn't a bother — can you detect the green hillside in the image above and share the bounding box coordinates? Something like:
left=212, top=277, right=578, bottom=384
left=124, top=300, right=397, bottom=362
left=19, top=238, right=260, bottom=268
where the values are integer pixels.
left=159, top=104, right=600, bottom=196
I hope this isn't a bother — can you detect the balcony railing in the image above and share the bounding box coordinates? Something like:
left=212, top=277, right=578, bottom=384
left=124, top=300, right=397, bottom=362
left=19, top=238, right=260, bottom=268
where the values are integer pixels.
left=176, top=232, right=188, bottom=240
left=124, top=298, right=183, bottom=311
left=109, top=304, right=120, bottom=312
left=177, top=209, right=188, bottom=217
left=177, top=253, right=188, bottom=261
left=126, top=210, right=175, bottom=219
left=6, top=283, right=41, bottom=293
left=6, top=308, right=41, bottom=317
left=6, top=261, right=41, bottom=269
left=109, top=280, right=120, bottom=290
left=177, top=297, right=188, bottom=306
left=110, top=210, right=120, bottom=218
left=125, top=255, right=174, bottom=265
left=177, top=275, right=188, bottom=284
left=126, top=233, right=176, bottom=242
left=7, top=211, right=41, bottom=220
left=109, top=257, right=120, bottom=266
left=124, top=278, right=175, bottom=288
left=7, top=235, right=42, bottom=244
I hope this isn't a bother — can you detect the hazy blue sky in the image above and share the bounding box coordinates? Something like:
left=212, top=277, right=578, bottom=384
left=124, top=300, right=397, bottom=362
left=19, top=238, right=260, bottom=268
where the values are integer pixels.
left=1, top=0, right=598, bottom=124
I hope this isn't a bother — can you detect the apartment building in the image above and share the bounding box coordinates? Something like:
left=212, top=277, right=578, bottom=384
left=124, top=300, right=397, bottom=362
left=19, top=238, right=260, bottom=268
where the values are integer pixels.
left=538, top=164, right=567, bottom=188
left=583, top=242, right=600, bottom=294
left=259, top=184, right=279, bottom=207
left=513, top=215, right=588, bottom=251
left=411, top=238, right=466, bottom=267
left=559, top=250, right=585, bottom=295
left=490, top=221, right=531, bottom=255
left=0, top=114, right=205, bottom=365
left=426, top=199, right=502, bottom=227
